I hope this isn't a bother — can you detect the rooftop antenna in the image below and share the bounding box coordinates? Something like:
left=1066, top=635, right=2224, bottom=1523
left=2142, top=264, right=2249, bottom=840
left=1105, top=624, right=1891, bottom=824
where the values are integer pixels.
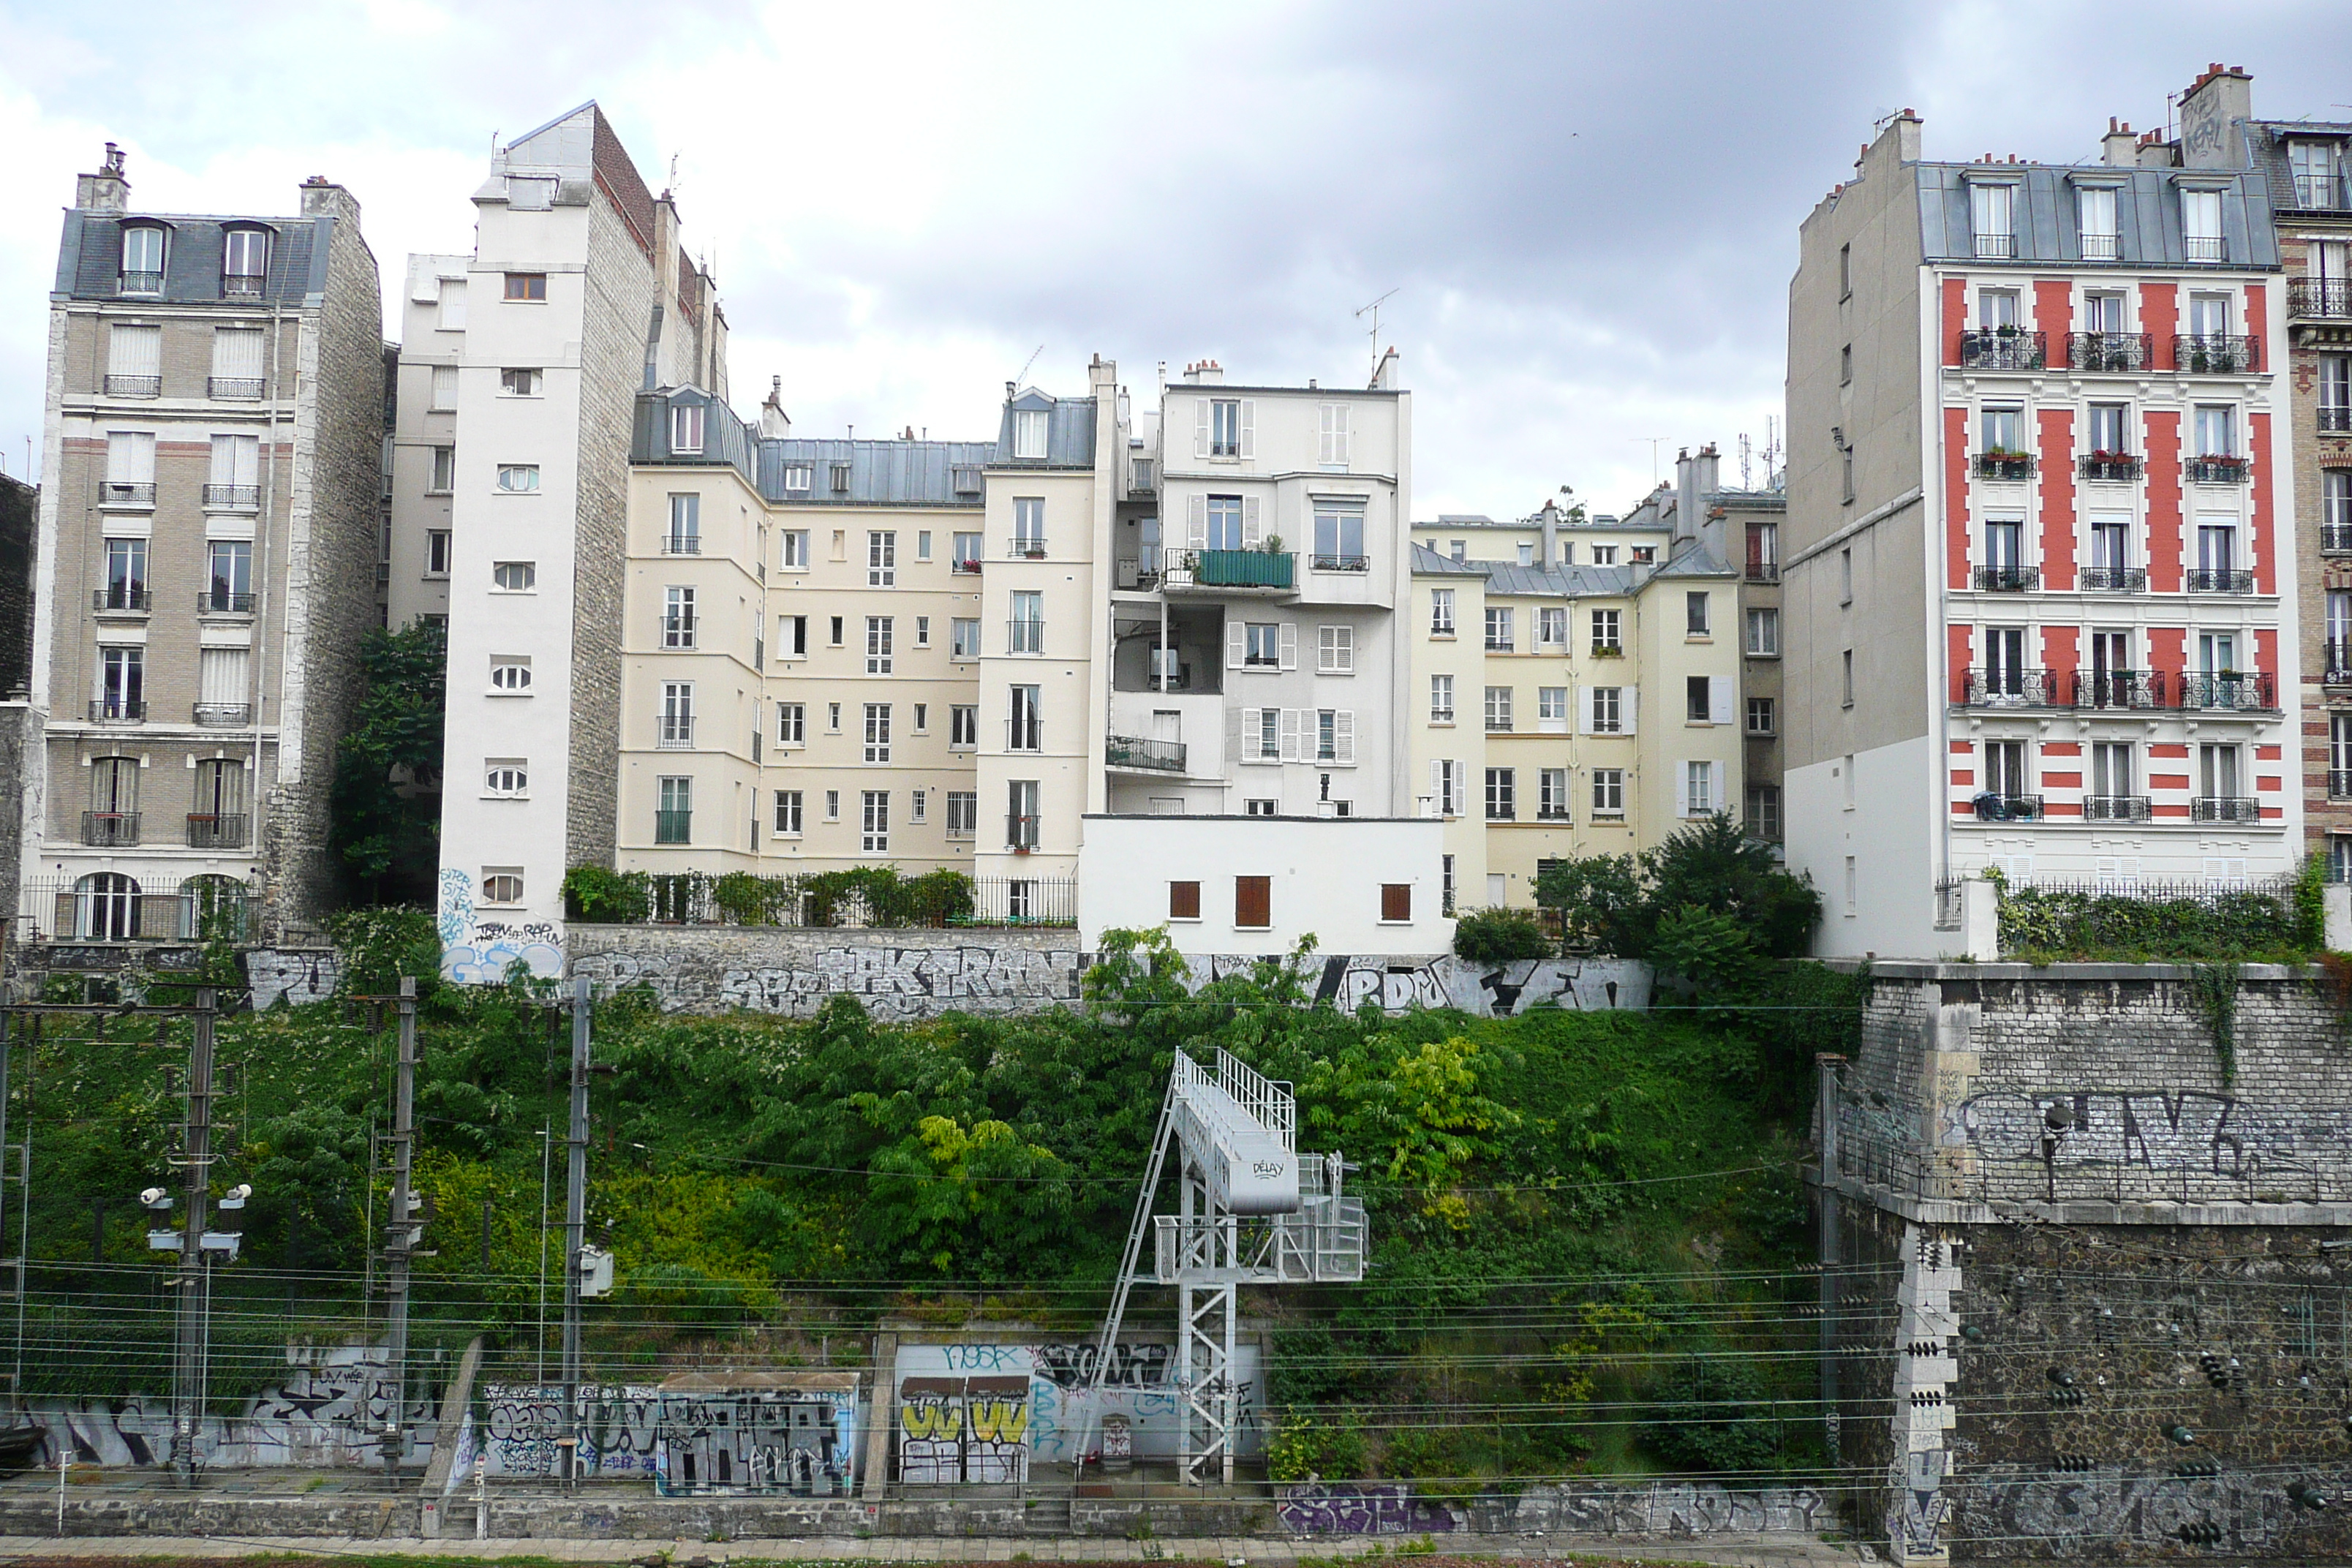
left=1014, top=344, right=1045, bottom=391
left=1631, top=437, right=1669, bottom=488
left=667, top=153, right=680, bottom=192
left=1765, top=415, right=1784, bottom=489
left=1738, top=432, right=1754, bottom=490
left=1354, top=288, right=1399, bottom=382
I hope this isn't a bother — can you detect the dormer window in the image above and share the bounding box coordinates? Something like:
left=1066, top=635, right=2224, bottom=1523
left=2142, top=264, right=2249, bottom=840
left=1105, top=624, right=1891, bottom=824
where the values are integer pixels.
left=1969, top=181, right=2016, bottom=260
left=2076, top=185, right=2119, bottom=260
left=1014, top=408, right=1049, bottom=460
left=783, top=464, right=812, bottom=493
left=119, top=224, right=165, bottom=293
left=222, top=227, right=268, bottom=296
left=2292, top=142, right=2339, bottom=210
left=2182, top=188, right=2226, bottom=263
left=671, top=403, right=704, bottom=455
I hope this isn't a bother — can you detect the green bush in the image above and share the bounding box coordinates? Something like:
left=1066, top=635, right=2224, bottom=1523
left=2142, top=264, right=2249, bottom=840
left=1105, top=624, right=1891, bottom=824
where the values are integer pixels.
left=1267, top=1411, right=1367, bottom=1481
left=562, top=864, right=652, bottom=924
left=1537, top=815, right=1820, bottom=961
left=1452, top=906, right=1552, bottom=962
left=325, top=906, right=440, bottom=999
left=1996, top=874, right=2306, bottom=962
left=1639, top=1355, right=1785, bottom=1472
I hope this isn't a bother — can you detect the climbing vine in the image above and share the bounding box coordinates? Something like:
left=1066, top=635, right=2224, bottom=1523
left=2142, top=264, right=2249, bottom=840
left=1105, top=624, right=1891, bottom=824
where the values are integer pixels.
left=2187, top=962, right=2241, bottom=1086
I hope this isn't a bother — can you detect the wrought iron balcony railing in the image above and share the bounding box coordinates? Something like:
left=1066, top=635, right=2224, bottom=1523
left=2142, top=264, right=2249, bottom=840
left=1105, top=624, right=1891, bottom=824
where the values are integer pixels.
left=1974, top=564, right=2040, bottom=592
left=1105, top=734, right=1186, bottom=772
left=193, top=703, right=251, bottom=726
left=203, top=483, right=259, bottom=509
left=118, top=271, right=162, bottom=294
left=88, top=698, right=144, bottom=723
left=83, top=811, right=140, bottom=846
left=2081, top=795, right=2152, bottom=823
left=222, top=273, right=263, bottom=298
left=209, top=377, right=264, bottom=400
left=2191, top=796, right=2261, bottom=823
left=662, top=535, right=701, bottom=555
left=2185, top=567, right=2255, bottom=592
left=2079, top=566, right=2146, bottom=591
left=2329, top=640, right=2352, bottom=685
left=2321, top=407, right=2352, bottom=434
left=2176, top=671, right=2276, bottom=711
left=1744, top=562, right=1780, bottom=583
left=1311, top=553, right=1370, bottom=573
left=1968, top=793, right=2044, bottom=821
left=1961, top=667, right=2059, bottom=707
left=2175, top=333, right=2259, bottom=373
left=2068, top=332, right=2150, bottom=372
left=2334, top=769, right=2352, bottom=800
left=2074, top=669, right=2164, bottom=710
left=2291, top=279, right=2352, bottom=319
left=104, top=374, right=160, bottom=397
left=1005, top=538, right=1048, bottom=559
left=2325, top=524, right=2352, bottom=554
left=2078, top=455, right=2142, bottom=481
left=1959, top=329, right=2044, bottom=369
left=199, top=590, right=255, bottom=615
left=1974, top=453, right=2036, bottom=480
left=93, top=587, right=150, bottom=612
left=186, top=813, right=248, bottom=849
left=2187, top=456, right=2253, bottom=485
left=100, top=482, right=154, bottom=506
left=653, top=809, right=692, bottom=845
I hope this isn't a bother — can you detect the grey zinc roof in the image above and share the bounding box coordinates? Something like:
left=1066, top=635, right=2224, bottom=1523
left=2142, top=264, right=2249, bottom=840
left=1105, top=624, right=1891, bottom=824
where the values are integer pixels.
left=1707, top=489, right=1787, bottom=512
left=762, top=437, right=997, bottom=507
left=1914, top=162, right=2280, bottom=269
left=2252, top=121, right=2352, bottom=214
left=994, top=391, right=1097, bottom=468
left=54, top=210, right=329, bottom=305
left=1411, top=543, right=1489, bottom=576
left=633, top=388, right=757, bottom=486
left=1649, top=542, right=1737, bottom=579
left=1482, top=562, right=1639, bottom=598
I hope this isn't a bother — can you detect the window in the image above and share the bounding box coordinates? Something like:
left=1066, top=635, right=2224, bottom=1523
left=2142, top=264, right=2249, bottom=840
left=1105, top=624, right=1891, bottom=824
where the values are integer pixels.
left=106, top=323, right=159, bottom=396
left=1746, top=784, right=1783, bottom=842
left=2293, top=142, right=2339, bottom=209
left=1245, top=622, right=1281, bottom=666
left=658, top=587, right=696, bottom=648
left=777, top=702, right=804, bottom=745
left=952, top=705, right=979, bottom=747
left=1683, top=761, right=1716, bottom=816
left=1484, top=685, right=1514, bottom=733
left=210, top=325, right=264, bottom=397
left=824, top=790, right=840, bottom=820
left=861, top=791, right=890, bottom=852
left=1011, top=498, right=1046, bottom=557
left=1485, top=767, right=1516, bottom=821
left=1970, top=180, right=2016, bottom=257
left=1984, top=739, right=2028, bottom=797
left=503, top=272, right=547, bottom=301
left=1247, top=706, right=1281, bottom=761
left=866, top=616, right=894, bottom=674
left=1685, top=592, right=1711, bottom=636
left=2329, top=472, right=2352, bottom=535
left=1838, top=241, right=1852, bottom=298
left=490, top=656, right=531, bottom=693
left=1431, top=758, right=1464, bottom=817
left=1319, top=624, right=1355, bottom=674
left=119, top=224, right=164, bottom=290
left=2090, top=515, right=2130, bottom=575
left=1210, top=399, right=1243, bottom=459
left=951, top=617, right=981, bottom=659
left=1312, top=505, right=1365, bottom=570
left=1686, top=676, right=1711, bottom=723
left=655, top=776, right=692, bottom=843
left=95, top=646, right=143, bottom=719
left=497, top=464, right=539, bottom=493
left=1319, top=403, right=1351, bottom=465
left=829, top=617, right=845, bottom=647
left=1538, top=686, right=1568, bottom=732
left=1009, top=685, right=1042, bottom=751
left=946, top=791, right=978, bottom=838
left=777, top=529, right=809, bottom=571
left=1008, top=780, right=1041, bottom=846
left=1592, top=768, right=1624, bottom=815
left=1010, top=591, right=1043, bottom=653
left=658, top=682, right=696, bottom=747
left=1744, top=606, right=1779, bottom=655
left=1591, top=545, right=1618, bottom=565
left=102, top=429, right=154, bottom=503
left=1234, top=874, right=1271, bottom=930
left=1316, top=709, right=1354, bottom=763
left=1840, top=547, right=1853, bottom=603
left=1841, top=442, right=1855, bottom=502
left=2078, top=185, right=2119, bottom=259
left=1206, top=495, right=1245, bottom=551
left=1840, top=344, right=1852, bottom=385
left=484, top=761, right=527, bottom=797
left=2182, top=188, right=2225, bottom=263
left=1169, top=881, right=1202, bottom=920
left=2087, top=402, right=2130, bottom=455
left=949, top=531, right=983, bottom=574
left=101, top=536, right=148, bottom=608
left=829, top=461, right=851, bottom=494
left=1430, top=588, right=1456, bottom=636
left=1842, top=649, right=1855, bottom=705
left=1450, top=540, right=1466, bottom=562
left=2194, top=404, right=2238, bottom=458
left=205, top=539, right=252, bottom=611
left=493, top=561, right=536, bottom=592
left=671, top=403, right=705, bottom=454
left=1591, top=686, right=1624, bottom=734
left=660, top=493, right=701, bottom=555
left=779, top=614, right=807, bottom=657
left=772, top=790, right=803, bottom=836
left=1747, top=696, right=1776, bottom=735
left=1379, top=883, right=1411, bottom=923
left=497, top=367, right=542, bottom=398
left=1014, top=407, right=1049, bottom=459
left=1430, top=674, right=1455, bottom=723
left=480, top=870, right=525, bottom=905
left=429, top=446, right=455, bottom=494
left=1484, top=607, right=1514, bottom=652
left=868, top=531, right=897, bottom=586
left=864, top=703, right=892, bottom=764
left=1591, top=608, right=1621, bottom=653
left=2322, top=357, right=2352, bottom=433
left=1539, top=768, right=1570, bottom=820
left=422, top=529, right=452, bottom=577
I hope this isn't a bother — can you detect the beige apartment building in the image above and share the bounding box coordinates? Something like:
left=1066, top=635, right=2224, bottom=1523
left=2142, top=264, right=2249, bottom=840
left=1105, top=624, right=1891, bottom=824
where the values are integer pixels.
left=26, top=146, right=383, bottom=942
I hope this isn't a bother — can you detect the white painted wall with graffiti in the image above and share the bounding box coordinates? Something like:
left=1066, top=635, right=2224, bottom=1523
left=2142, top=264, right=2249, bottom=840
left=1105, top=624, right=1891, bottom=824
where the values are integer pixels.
left=439, top=866, right=566, bottom=983
left=29, top=1344, right=432, bottom=1469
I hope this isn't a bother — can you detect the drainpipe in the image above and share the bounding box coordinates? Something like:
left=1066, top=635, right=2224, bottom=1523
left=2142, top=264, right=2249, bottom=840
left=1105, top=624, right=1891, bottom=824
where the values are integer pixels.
left=250, top=301, right=286, bottom=933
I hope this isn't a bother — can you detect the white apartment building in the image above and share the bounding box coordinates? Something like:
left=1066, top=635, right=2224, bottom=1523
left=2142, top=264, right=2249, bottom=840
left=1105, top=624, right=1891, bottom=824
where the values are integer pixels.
left=429, top=102, right=724, bottom=978
left=384, top=252, right=468, bottom=630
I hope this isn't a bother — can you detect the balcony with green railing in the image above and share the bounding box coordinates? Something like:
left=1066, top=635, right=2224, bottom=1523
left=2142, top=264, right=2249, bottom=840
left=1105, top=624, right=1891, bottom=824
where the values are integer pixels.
left=1169, top=549, right=1295, bottom=592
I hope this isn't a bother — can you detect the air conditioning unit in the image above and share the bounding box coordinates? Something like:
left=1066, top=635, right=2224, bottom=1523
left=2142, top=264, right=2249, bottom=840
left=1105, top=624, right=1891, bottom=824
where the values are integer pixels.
left=1116, top=561, right=1140, bottom=589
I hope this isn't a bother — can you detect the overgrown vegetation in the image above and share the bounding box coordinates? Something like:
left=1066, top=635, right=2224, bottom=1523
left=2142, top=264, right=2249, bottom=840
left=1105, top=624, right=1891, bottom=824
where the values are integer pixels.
left=329, top=619, right=447, bottom=908
left=1450, top=907, right=1552, bottom=962
left=561, top=864, right=1019, bottom=927
left=1990, top=857, right=2323, bottom=963
left=1535, top=815, right=1823, bottom=968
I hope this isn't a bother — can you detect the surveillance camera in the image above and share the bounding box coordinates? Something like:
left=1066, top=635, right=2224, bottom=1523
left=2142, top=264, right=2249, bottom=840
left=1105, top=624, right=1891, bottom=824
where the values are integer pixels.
left=140, top=1187, right=170, bottom=1209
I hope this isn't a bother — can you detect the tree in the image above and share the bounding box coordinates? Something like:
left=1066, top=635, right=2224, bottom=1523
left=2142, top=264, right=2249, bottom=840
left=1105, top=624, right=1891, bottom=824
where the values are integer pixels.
left=330, top=619, right=447, bottom=906
left=1535, top=814, right=1822, bottom=961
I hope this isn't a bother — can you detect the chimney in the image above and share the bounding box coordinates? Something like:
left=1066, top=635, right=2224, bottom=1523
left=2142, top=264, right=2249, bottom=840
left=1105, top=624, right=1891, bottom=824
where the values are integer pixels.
left=760, top=375, right=790, bottom=438
left=77, top=143, right=129, bottom=212
left=298, top=175, right=362, bottom=231
left=2179, top=63, right=2253, bottom=170
left=1186, top=360, right=1224, bottom=385
left=2101, top=118, right=2138, bottom=169
left=1371, top=347, right=1400, bottom=391
left=1539, top=500, right=1558, bottom=570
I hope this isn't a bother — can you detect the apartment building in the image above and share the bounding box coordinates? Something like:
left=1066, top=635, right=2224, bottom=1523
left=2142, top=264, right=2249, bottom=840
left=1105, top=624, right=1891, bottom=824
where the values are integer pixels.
left=26, top=145, right=383, bottom=942
left=1411, top=506, right=1668, bottom=571
left=383, top=253, right=470, bottom=630
left=1783, top=89, right=2296, bottom=960
left=431, top=103, right=725, bottom=975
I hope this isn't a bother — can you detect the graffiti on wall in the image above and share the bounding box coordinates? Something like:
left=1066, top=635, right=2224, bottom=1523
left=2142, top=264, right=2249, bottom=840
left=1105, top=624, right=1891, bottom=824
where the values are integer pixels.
left=1183, top=954, right=1651, bottom=1019
left=437, top=869, right=565, bottom=984
left=1956, top=1468, right=2323, bottom=1552
left=478, top=1382, right=856, bottom=1486
left=1278, top=1480, right=1831, bottom=1537
left=894, top=1341, right=1258, bottom=1464
left=897, top=1375, right=1029, bottom=1485
left=244, top=949, right=340, bottom=1010
left=1280, top=1484, right=1459, bottom=1534
left=28, top=1354, right=431, bottom=1469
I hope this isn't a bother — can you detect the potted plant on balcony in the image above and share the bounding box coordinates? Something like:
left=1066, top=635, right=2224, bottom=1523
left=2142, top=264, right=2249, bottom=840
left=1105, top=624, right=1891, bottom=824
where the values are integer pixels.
left=1262, top=534, right=1284, bottom=555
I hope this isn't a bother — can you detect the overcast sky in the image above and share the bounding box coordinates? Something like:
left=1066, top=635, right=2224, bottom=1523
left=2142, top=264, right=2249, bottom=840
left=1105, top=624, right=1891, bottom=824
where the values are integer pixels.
left=2, top=1, right=2348, bottom=516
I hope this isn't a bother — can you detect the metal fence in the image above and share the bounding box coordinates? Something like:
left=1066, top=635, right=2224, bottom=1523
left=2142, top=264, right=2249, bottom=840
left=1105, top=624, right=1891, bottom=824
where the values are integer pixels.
left=18, top=875, right=256, bottom=943
left=577, top=870, right=1077, bottom=930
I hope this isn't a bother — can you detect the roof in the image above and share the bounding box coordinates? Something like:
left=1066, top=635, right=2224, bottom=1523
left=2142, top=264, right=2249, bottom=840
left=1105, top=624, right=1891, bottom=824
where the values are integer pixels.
left=994, top=390, right=1097, bottom=468
left=1412, top=514, right=1667, bottom=532
left=53, top=210, right=331, bottom=306
left=2250, top=121, right=2352, bottom=215
left=1410, top=543, right=1489, bottom=576
left=1649, top=541, right=1737, bottom=579
left=1483, top=561, right=1639, bottom=598
left=1913, top=162, right=2280, bottom=269
left=763, top=437, right=997, bottom=508
left=1706, top=489, right=1787, bottom=512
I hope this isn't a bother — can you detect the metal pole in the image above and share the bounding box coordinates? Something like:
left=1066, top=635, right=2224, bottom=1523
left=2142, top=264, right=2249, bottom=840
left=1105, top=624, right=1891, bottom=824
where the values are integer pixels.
left=172, top=987, right=216, bottom=1486
left=382, top=976, right=418, bottom=1471
left=561, top=976, right=590, bottom=1483
left=1816, top=1052, right=1844, bottom=1467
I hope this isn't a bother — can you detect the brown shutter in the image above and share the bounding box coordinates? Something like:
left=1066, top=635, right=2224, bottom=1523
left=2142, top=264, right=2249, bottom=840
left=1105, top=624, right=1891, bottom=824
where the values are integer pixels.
left=1235, top=875, right=1271, bottom=930
left=1381, top=883, right=1411, bottom=923
left=1169, top=881, right=1201, bottom=920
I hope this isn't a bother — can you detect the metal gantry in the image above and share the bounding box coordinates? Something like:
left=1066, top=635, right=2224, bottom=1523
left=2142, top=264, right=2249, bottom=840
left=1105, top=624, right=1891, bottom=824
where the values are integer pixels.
left=1086, top=1048, right=1365, bottom=1485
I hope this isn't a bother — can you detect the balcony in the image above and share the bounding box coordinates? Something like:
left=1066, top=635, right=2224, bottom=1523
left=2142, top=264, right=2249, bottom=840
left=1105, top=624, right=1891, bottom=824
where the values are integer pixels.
left=2186, top=567, right=2255, bottom=593
left=209, top=377, right=264, bottom=400
left=193, top=703, right=251, bottom=726
left=92, top=587, right=151, bottom=614
left=2068, top=332, right=2150, bottom=372
left=2334, top=769, right=2352, bottom=799
left=656, top=723, right=695, bottom=750
left=83, top=811, right=140, bottom=846
left=118, top=271, right=162, bottom=295
left=1006, top=620, right=1045, bottom=655
left=1169, top=549, right=1295, bottom=592
left=2291, top=279, right=2352, bottom=319
left=1961, top=667, right=2060, bottom=707
left=88, top=698, right=145, bottom=723
left=104, top=374, right=160, bottom=398
left=1974, top=453, right=2036, bottom=481
left=222, top=273, right=263, bottom=298
left=1311, top=553, right=1370, bottom=573
left=186, top=813, right=248, bottom=850
left=1105, top=734, right=1186, bottom=773
left=2174, top=334, right=2260, bottom=374
left=1005, top=538, right=1048, bottom=560
left=2191, top=796, right=2261, bottom=823
left=2326, top=526, right=2352, bottom=554
left=1744, top=561, right=1780, bottom=583
left=653, top=809, right=692, bottom=845
left=1959, top=329, right=2045, bottom=370
left=203, top=483, right=259, bottom=510
left=2187, top=456, right=2253, bottom=485
left=2184, top=236, right=2229, bottom=264
left=199, top=590, right=255, bottom=616
left=1973, top=565, right=2040, bottom=592
left=2073, top=670, right=2165, bottom=710
left=1968, top=793, right=2044, bottom=822
left=2078, top=454, right=2142, bottom=482
left=2322, top=407, right=2352, bottom=434
left=1114, top=558, right=1161, bottom=591
left=661, top=535, right=701, bottom=555
left=2079, top=566, right=2146, bottom=591
left=1006, top=813, right=1040, bottom=851
left=100, top=481, right=154, bottom=507
left=2177, top=671, right=2276, bottom=711
left=1975, top=233, right=2018, bottom=260
left=2081, top=795, right=2153, bottom=823
left=951, top=555, right=984, bottom=576
left=2330, top=640, right=2352, bottom=685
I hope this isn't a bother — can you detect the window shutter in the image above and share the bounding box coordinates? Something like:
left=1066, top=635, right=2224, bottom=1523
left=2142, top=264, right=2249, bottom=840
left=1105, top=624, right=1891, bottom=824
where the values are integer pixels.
left=1278, top=622, right=1298, bottom=670
left=1187, top=494, right=1207, bottom=551
left=1194, top=399, right=1210, bottom=459
left=1279, top=708, right=1301, bottom=761
left=1450, top=761, right=1464, bottom=816
left=110, top=324, right=160, bottom=377
left=1333, top=405, right=1349, bottom=464
left=1709, top=676, right=1734, bottom=725
left=1318, top=406, right=1333, bottom=465
left=1676, top=764, right=1689, bottom=818
left=1578, top=685, right=1594, bottom=736
left=1226, top=621, right=1247, bottom=668
left=1243, top=495, right=1263, bottom=546
left=1334, top=710, right=1355, bottom=764
left=213, top=327, right=264, bottom=380
left=1227, top=705, right=1245, bottom=764
left=1239, top=400, right=1255, bottom=459
left=1429, top=758, right=1443, bottom=814
left=1624, top=687, right=1638, bottom=735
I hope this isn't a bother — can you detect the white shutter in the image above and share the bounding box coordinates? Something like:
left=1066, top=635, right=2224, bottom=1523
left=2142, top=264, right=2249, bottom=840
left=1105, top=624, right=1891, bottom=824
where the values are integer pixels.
left=1239, top=400, right=1255, bottom=459
left=213, top=326, right=264, bottom=379
left=1226, top=621, right=1247, bottom=669
left=1334, top=710, right=1354, bottom=764
left=1278, top=622, right=1298, bottom=670
left=1194, top=399, right=1210, bottom=459
left=199, top=647, right=248, bottom=705
left=1333, top=404, right=1349, bottom=464
left=1676, top=764, right=1689, bottom=818
left=1279, top=708, right=1300, bottom=761
left=1187, top=494, right=1207, bottom=550
left=106, top=431, right=154, bottom=483
left=1578, top=685, right=1595, bottom=736
left=1227, top=705, right=1245, bottom=765
left=1429, top=758, right=1443, bottom=815
left=1624, top=687, right=1638, bottom=736
left=1708, top=676, right=1734, bottom=725
left=109, top=324, right=160, bottom=377
left=1449, top=761, right=1464, bottom=816
left=438, top=278, right=467, bottom=331
left=208, top=434, right=258, bottom=486
left=1243, top=495, right=1263, bottom=546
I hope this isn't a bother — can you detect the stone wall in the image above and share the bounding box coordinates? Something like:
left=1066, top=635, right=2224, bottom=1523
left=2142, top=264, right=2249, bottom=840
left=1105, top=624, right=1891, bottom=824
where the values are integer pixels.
left=15, top=941, right=339, bottom=1009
